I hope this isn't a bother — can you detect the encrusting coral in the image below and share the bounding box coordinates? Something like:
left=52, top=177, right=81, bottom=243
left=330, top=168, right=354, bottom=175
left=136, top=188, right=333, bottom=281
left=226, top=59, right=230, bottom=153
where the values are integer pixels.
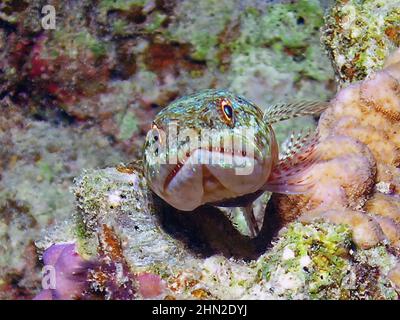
left=270, top=49, right=400, bottom=290
left=322, top=0, right=400, bottom=84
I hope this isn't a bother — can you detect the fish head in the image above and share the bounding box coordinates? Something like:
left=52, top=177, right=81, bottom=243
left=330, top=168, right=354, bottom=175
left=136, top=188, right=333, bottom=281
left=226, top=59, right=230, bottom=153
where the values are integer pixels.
left=143, top=89, right=276, bottom=211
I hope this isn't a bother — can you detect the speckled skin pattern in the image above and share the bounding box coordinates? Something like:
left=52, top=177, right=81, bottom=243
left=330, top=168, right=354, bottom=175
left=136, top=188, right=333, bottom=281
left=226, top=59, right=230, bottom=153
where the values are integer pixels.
left=143, top=89, right=276, bottom=211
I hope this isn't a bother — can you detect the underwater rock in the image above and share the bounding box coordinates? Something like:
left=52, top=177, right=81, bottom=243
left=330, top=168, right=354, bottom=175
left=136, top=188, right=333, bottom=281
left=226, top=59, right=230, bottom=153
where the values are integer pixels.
left=72, top=166, right=188, bottom=264
left=70, top=166, right=196, bottom=299
left=322, top=0, right=400, bottom=84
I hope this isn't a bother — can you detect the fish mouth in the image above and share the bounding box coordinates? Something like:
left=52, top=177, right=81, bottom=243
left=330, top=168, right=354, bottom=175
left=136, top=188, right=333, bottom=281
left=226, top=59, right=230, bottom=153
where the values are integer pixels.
left=163, top=145, right=262, bottom=193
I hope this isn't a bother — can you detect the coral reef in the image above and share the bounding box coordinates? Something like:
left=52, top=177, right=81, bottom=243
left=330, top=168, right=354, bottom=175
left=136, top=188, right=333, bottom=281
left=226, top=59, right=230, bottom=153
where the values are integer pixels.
left=1, top=0, right=336, bottom=298
left=322, top=0, right=400, bottom=83
left=3, top=0, right=400, bottom=300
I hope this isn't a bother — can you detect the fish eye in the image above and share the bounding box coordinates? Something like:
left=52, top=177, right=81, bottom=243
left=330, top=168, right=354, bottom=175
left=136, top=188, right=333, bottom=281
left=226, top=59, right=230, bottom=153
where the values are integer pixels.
left=219, top=99, right=234, bottom=126
left=151, top=123, right=162, bottom=144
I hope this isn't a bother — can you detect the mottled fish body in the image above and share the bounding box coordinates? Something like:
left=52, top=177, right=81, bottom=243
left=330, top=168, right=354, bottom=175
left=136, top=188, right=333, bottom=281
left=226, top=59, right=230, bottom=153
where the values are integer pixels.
left=143, top=89, right=327, bottom=237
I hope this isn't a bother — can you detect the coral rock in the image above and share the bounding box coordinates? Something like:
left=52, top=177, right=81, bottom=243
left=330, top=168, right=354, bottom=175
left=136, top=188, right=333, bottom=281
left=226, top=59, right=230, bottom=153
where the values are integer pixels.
left=272, top=49, right=400, bottom=253
left=322, top=0, right=400, bottom=83
left=388, top=263, right=400, bottom=289
left=299, top=209, right=385, bottom=249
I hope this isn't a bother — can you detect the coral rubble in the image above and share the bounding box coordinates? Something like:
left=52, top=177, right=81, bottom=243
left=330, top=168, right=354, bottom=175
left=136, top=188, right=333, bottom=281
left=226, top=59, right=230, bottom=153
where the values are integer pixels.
left=323, top=0, right=400, bottom=83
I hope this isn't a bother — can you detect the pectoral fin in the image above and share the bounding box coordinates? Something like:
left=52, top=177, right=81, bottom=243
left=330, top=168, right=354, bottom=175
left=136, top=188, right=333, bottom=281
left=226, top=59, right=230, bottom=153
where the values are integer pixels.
left=263, top=101, right=329, bottom=124
left=215, top=192, right=270, bottom=238
left=243, top=205, right=259, bottom=238
left=263, top=129, right=320, bottom=194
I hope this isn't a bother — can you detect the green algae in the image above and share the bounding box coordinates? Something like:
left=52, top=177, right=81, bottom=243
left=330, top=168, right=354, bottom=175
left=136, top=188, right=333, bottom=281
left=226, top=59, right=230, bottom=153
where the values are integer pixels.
left=117, top=111, right=138, bottom=141
left=112, top=19, right=129, bottom=35
left=99, top=0, right=148, bottom=12
left=257, top=222, right=398, bottom=299
left=75, top=31, right=107, bottom=59
left=166, top=0, right=236, bottom=63
left=51, top=29, right=108, bottom=61
left=232, top=0, right=324, bottom=50
left=259, top=222, right=351, bottom=288
left=323, top=0, right=400, bottom=83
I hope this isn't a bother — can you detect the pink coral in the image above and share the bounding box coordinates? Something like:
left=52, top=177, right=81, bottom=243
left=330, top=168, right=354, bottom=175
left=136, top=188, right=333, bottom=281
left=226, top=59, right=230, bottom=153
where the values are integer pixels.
left=136, top=273, right=166, bottom=298
left=34, top=243, right=90, bottom=300
left=272, top=49, right=400, bottom=256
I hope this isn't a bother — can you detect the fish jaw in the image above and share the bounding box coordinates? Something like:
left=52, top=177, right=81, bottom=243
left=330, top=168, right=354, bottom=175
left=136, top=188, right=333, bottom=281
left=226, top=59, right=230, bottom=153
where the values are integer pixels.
left=148, top=147, right=273, bottom=211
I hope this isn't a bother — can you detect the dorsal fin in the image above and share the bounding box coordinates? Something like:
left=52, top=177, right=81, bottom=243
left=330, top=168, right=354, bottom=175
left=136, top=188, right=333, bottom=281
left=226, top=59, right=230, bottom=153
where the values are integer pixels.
left=263, top=101, right=329, bottom=125
left=263, top=129, right=320, bottom=194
